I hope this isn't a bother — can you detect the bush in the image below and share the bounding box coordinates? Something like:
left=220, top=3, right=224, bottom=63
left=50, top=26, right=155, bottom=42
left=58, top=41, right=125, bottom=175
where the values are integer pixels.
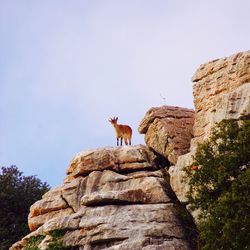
left=0, top=166, right=50, bottom=249
left=47, top=230, right=65, bottom=250
left=24, top=235, right=45, bottom=250
left=185, top=119, right=250, bottom=250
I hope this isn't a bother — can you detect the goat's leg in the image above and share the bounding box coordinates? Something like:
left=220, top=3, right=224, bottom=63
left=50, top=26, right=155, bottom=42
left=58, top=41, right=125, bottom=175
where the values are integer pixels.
left=117, top=138, right=119, bottom=146
left=120, top=137, right=123, bottom=146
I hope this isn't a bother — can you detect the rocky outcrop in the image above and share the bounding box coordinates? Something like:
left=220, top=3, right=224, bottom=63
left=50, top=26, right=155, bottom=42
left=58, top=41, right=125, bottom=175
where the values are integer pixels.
left=138, top=106, right=195, bottom=165
left=11, top=145, right=193, bottom=250
left=65, top=145, right=156, bottom=180
left=169, top=50, right=250, bottom=204
left=192, top=50, right=250, bottom=143
left=12, top=50, right=249, bottom=249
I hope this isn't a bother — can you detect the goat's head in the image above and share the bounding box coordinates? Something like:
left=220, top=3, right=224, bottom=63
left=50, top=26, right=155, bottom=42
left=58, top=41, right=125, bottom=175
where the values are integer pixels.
left=109, top=116, right=118, bottom=126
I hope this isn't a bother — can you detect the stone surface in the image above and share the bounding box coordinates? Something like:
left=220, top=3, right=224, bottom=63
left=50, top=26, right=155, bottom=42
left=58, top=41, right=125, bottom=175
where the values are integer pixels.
left=20, top=204, right=189, bottom=250
left=29, top=167, right=173, bottom=231
left=192, top=50, right=250, bottom=143
left=28, top=208, right=74, bottom=232
left=66, top=145, right=156, bottom=179
left=169, top=50, right=250, bottom=205
left=11, top=145, right=192, bottom=250
left=79, top=170, right=171, bottom=206
left=29, top=186, right=68, bottom=217
left=62, top=204, right=189, bottom=250
left=138, top=106, right=194, bottom=164
left=168, top=153, right=193, bottom=204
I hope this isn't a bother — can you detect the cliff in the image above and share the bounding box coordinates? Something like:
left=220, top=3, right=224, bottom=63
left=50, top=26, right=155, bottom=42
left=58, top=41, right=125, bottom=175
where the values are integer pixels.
left=11, top=145, right=193, bottom=250
left=169, top=51, right=250, bottom=205
left=192, top=51, right=250, bottom=143
left=137, top=51, right=250, bottom=206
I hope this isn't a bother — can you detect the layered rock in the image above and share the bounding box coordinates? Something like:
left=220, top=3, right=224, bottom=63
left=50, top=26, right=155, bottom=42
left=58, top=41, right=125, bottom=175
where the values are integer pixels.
left=66, top=145, right=156, bottom=180
left=169, top=50, right=250, bottom=203
left=11, top=145, right=193, bottom=250
left=138, top=106, right=195, bottom=165
left=192, top=50, right=250, bottom=143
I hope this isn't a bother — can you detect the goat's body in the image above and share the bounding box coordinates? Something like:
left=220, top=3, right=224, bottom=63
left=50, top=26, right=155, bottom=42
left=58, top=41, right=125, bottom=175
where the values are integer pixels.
left=115, top=124, right=132, bottom=146
left=109, top=117, right=132, bottom=146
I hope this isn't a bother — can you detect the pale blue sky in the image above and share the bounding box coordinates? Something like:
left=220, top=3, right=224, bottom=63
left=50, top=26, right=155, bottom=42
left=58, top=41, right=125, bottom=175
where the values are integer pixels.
left=1, top=0, right=250, bottom=187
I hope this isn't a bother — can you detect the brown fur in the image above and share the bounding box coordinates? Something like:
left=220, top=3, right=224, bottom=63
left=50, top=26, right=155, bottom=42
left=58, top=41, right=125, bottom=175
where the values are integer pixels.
left=109, top=117, right=132, bottom=146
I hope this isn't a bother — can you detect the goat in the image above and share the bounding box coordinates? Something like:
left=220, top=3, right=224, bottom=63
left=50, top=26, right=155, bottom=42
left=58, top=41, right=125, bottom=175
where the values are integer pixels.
left=109, top=116, right=132, bottom=146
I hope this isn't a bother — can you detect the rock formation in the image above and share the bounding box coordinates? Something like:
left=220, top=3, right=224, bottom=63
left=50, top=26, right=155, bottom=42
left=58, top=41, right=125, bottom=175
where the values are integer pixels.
left=138, top=106, right=194, bottom=165
left=11, top=50, right=250, bottom=250
left=169, top=50, right=250, bottom=203
left=137, top=51, right=250, bottom=205
left=192, top=51, right=250, bottom=143
left=11, top=145, right=193, bottom=250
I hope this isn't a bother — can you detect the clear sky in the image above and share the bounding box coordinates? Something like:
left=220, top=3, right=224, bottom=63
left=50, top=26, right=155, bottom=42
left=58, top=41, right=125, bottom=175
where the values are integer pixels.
left=1, top=0, right=250, bottom=187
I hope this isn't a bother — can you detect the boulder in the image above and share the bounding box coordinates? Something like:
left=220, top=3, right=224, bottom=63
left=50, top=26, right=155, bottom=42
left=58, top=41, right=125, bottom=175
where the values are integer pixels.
left=138, top=106, right=194, bottom=164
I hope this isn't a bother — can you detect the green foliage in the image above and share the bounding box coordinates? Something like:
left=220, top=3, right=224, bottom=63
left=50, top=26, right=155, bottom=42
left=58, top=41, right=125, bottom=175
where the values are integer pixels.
left=185, top=119, right=250, bottom=250
left=0, top=166, right=50, bottom=249
left=22, top=230, right=65, bottom=250
left=47, top=230, right=65, bottom=250
left=24, top=235, right=45, bottom=250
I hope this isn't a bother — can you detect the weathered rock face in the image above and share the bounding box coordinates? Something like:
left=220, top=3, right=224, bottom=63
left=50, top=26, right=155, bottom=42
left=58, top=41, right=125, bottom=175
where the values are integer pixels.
left=11, top=145, right=192, bottom=250
left=192, top=50, right=250, bottom=143
left=168, top=153, right=193, bottom=204
left=66, top=145, right=156, bottom=180
left=138, top=106, right=195, bottom=165
left=169, top=50, right=250, bottom=204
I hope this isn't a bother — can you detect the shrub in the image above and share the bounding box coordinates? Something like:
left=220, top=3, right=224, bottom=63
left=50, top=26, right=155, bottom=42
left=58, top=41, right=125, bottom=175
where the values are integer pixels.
left=0, top=166, right=50, bottom=249
left=24, top=235, right=45, bottom=250
left=47, top=230, right=65, bottom=250
left=185, top=119, right=250, bottom=250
